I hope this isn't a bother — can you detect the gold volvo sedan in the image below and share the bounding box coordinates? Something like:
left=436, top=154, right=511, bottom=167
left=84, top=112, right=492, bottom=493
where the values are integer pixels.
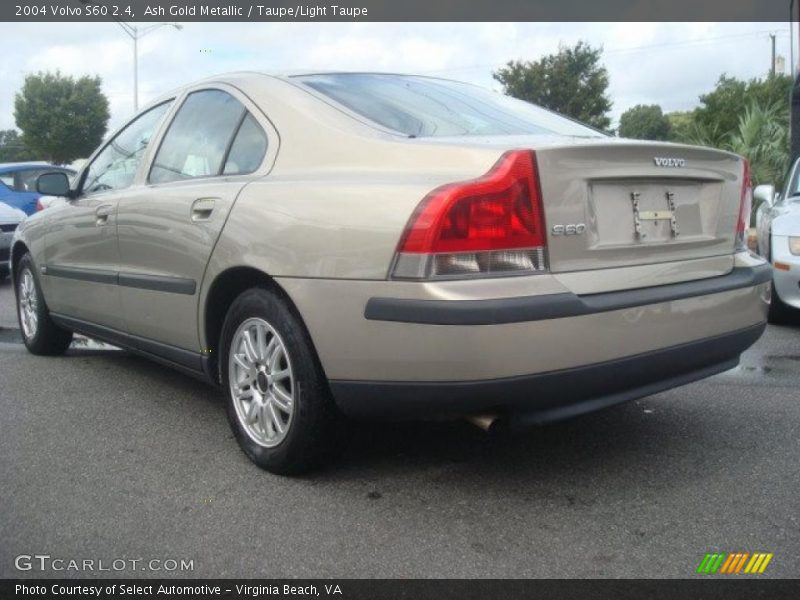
left=12, top=72, right=770, bottom=474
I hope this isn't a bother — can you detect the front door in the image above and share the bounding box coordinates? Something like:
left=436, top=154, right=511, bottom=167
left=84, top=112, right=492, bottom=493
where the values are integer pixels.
left=43, top=101, right=174, bottom=330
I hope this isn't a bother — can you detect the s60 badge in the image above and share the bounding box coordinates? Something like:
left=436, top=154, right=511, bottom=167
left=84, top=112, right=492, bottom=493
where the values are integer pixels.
left=552, top=223, right=586, bottom=236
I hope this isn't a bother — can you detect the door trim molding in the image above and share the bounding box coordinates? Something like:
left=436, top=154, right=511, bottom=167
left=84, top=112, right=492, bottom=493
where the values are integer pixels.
left=117, top=272, right=196, bottom=295
left=45, top=264, right=196, bottom=295
left=46, top=264, right=118, bottom=285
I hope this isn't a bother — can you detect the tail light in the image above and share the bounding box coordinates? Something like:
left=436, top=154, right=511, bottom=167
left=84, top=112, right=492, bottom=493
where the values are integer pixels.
left=391, top=150, right=547, bottom=280
left=735, top=159, right=752, bottom=251
left=35, top=198, right=45, bottom=212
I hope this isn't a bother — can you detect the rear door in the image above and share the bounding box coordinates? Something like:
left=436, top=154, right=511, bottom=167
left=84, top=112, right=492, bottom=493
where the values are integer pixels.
left=116, top=86, right=273, bottom=352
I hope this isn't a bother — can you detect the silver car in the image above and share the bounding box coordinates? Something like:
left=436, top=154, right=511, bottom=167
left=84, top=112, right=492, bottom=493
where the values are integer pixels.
left=1, top=202, right=26, bottom=279
left=755, top=157, right=800, bottom=322
left=11, top=72, right=770, bottom=474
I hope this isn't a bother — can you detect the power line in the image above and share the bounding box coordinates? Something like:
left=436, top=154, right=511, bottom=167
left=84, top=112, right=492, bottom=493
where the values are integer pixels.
left=417, top=29, right=790, bottom=76
left=605, top=29, right=787, bottom=55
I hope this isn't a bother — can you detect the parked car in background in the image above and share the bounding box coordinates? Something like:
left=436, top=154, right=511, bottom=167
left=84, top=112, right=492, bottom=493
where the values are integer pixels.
left=35, top=163, right=87, bottom=212
left=0, top=162, right=76, bottom=215
left=11, top=72, right=770, bottom=474
left=0, top=201, right=25, bottom=279
left=755, top=156, right=800, bottom=322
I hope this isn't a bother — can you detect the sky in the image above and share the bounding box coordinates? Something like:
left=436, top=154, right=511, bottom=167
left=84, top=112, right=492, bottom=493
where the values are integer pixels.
left=0, top=21, right=795, bottom=133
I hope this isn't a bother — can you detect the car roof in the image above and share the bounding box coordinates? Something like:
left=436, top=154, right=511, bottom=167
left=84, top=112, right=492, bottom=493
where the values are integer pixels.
left=0, top=162, right=74, bottom=174
left=145, top=70, right=458, bottom=101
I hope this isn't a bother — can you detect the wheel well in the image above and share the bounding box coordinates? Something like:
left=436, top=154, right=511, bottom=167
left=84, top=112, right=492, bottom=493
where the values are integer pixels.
left=203, top=267, right=307, bottom=382
left=10, top=241, right=29, bottom=281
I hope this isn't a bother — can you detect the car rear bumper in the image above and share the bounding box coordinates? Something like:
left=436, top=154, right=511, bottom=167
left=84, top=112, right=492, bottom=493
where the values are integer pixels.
left=277, top=256, right=770, bottom=419
left=364, top=263, right=771, bottom=325
left=329, top=323, right=764, bottom=422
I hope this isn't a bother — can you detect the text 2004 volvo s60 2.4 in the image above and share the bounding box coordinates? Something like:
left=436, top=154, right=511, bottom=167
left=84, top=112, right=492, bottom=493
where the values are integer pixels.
left=13, top=73, right=770, bottom=474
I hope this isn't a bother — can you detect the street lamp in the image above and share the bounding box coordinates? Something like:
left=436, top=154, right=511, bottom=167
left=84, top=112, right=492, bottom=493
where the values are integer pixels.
left=115, top=22, right=183, bottom=111
left=77, top=2, right=183, bottom=111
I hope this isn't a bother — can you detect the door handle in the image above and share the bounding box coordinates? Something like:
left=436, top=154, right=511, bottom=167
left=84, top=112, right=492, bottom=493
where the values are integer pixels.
left=95, top=204, right=113, bottom=226
left=191, top=198, right=217, bottom=222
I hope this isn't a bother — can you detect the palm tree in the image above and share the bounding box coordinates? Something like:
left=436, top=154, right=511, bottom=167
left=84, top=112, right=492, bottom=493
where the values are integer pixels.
left=725, top=101, right=789, bottom=188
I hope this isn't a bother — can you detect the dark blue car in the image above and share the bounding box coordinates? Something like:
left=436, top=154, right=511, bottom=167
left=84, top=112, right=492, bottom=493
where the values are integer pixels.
left=0, top=163, right=76, bottom=215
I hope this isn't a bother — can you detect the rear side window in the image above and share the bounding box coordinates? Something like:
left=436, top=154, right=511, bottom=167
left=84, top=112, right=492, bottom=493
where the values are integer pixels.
left=150, top=90, right=265, bottom=184
left=223, top=114, right=267, bottom=175
left=297, top=73, right=603, bottom=138
left=18, top=170, right=45, bottom=192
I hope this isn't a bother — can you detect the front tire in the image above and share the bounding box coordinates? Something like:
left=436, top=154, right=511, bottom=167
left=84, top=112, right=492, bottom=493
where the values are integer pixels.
left=768, top=280, right=794, bottom=324
left=16, top=253, right=72, bottom=355
left=219, top=287, right=346, bottom=474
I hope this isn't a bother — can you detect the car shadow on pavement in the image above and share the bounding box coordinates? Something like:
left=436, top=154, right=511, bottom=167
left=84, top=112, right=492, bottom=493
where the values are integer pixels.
left=21, top=338, right=785, bottom=498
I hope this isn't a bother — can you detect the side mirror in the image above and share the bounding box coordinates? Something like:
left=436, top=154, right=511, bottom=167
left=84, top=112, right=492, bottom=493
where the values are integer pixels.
left=753, top=184, right=776, bottom=208
left=36, top=171, right=71, bottom=197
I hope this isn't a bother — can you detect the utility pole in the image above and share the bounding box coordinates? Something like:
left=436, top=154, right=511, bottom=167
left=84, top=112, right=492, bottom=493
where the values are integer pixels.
left=792, top=0, right=800, bottom=163
left=771, top=33, right=777, bottom=76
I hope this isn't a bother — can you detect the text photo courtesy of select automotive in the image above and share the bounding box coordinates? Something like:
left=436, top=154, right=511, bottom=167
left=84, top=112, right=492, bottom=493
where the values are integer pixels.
left=1, top=11, right=799, bottom=586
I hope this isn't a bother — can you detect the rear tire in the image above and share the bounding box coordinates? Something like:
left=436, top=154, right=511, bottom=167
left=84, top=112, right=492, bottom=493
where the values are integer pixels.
left=15, top=253, right=73, bottom=355
left=219, top=287, right=346, bottom=475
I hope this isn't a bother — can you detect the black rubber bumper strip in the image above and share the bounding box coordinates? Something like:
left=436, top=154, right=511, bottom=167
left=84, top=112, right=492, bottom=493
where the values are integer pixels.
left=46, top=264, right=118, bottom=285
left=45, top=264, right=196, bottom=295
left=117, top=272, right=196, bottom=295
left=329, top=322, right=766, bottom=422
left=364, top=263, right=772, bottom=325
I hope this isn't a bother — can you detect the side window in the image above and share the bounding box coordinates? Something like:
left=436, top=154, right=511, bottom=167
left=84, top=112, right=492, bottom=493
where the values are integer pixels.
left=18, top=170, right=42, bottom=192
left=20, top=169, right=69, bottom=192
left=83, top=101, right=173, bottom=195
left=223, top=114, right=268, bottom=175
left=149, top=90, right=248, bottom=184
left=0, top=172, right=15, bottom=189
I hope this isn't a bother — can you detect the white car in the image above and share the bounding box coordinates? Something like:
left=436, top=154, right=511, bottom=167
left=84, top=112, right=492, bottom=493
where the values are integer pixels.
left=755, top=158, right=800, bottom=322
left=0, top=202, right=25, bottom=279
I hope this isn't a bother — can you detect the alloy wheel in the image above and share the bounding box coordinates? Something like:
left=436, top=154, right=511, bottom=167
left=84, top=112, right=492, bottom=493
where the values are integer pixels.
left=228, top=317, right=295, bottom=448
left=18, top=268, right=39, bottom=340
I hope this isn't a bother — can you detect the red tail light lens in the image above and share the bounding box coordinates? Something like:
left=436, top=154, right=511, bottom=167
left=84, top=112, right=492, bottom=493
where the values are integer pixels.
left=735, top=159, right=752, bottom=251
left=399, top=150, right=544, bottom=253
left=393, top=150, right=547, bottom=280
left=35, top=199, right=45, bottom=212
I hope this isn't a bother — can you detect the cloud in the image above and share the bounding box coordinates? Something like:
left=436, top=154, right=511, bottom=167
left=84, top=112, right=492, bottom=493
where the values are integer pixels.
left=0, top=21, right=792, bottom=136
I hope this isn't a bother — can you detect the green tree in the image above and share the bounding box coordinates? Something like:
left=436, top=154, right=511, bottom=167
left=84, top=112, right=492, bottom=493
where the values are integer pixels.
left=14, top=71, right=109, bottom=164
left=691, top=74, right=791, bottom=142
left=725, top=101, right=789, bottom=189
left=678, top=99, right=789, bottom=224
left=0, top=129, right=36, bottom=162
left=618, top=104, right=671, bottom=140
left=493, top=41, right=612, bottom=130
left=665, top=111, right=694, bottom=142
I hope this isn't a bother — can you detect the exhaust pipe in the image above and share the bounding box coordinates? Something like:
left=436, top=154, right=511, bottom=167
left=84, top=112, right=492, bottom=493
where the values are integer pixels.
left=465, top=413, right=500, bottom=432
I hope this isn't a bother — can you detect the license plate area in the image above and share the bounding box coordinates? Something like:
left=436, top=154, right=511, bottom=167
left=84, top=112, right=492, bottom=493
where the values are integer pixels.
left=588, top=180, right=715, bottom=248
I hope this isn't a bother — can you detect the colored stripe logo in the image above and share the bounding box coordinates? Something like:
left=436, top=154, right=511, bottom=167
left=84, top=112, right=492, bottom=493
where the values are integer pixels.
left=697, top=552, right=773, bottom=574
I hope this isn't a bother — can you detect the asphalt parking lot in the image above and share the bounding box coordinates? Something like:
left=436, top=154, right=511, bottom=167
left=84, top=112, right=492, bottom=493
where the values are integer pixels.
left=0, top=277, right=798, bottom=579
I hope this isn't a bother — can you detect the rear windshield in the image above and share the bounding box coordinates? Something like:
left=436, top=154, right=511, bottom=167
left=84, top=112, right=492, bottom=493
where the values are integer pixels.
left=295, top=73, right=604, bottom=138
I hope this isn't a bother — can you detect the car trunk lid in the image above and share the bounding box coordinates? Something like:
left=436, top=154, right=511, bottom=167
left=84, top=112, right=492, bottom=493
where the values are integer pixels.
left=533, top=141, right=743, bottom=274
